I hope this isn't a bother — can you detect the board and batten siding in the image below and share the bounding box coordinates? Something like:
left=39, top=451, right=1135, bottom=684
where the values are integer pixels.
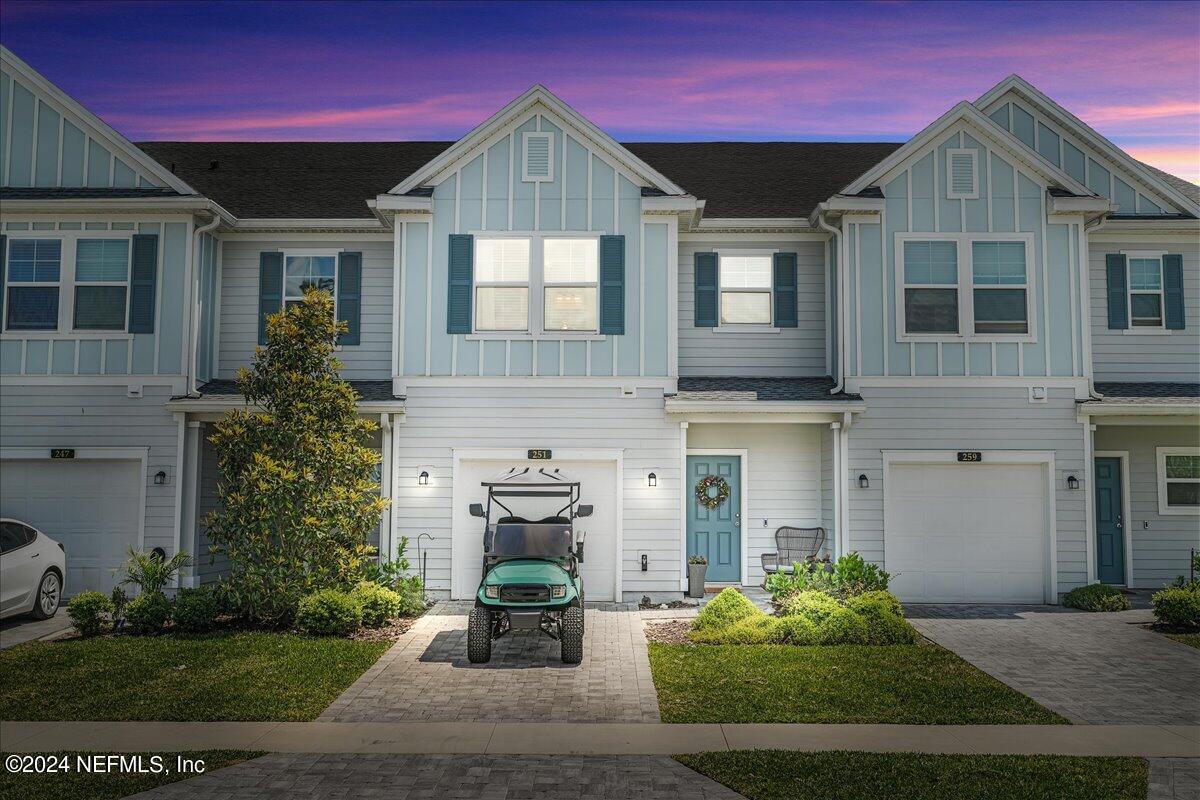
left=0, top=383, right=181, bottom=554
left=847, top=386, right=1088, bottom=594
left=1094, top=425, right=1200, bottom=588
left=686, top=423, right=826, bottom=583
left=0, top=219, right=190, bottom=377
left=1088, top=238, right=1200, bottom=382
left=846, top=123, right=1085, bottom=379
left=399, top=110, right=670, bottom=379
left=392, top=386, right=681, bottom=599
left=678, top=239, right=826, bottom=377
left=216, top=238, right=393, bottom=379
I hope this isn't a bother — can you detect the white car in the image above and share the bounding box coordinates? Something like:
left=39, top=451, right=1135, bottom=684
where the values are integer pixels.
left=0, top=518, right=66, bottom=620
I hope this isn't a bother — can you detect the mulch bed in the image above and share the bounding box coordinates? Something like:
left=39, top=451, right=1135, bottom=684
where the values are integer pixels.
left=644, top=619, right=693, bottom=645
left=638, top=598, right=698, bottom=610
left=348, top=616, right=419, bottom=642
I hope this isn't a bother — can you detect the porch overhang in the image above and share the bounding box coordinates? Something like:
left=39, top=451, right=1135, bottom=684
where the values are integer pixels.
left=666, top=376, right=865, bottom=423
left=1078, top=382, right=1200, bottom=424
left=165, top=379, right=406, bottom=417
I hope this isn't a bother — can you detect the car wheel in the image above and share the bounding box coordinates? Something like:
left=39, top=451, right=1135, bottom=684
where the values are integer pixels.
left=29, top=570, right=61, bottom=620
left=467, top=607, right=492, bottom=664
left=560, top=605, right=584, bottom=664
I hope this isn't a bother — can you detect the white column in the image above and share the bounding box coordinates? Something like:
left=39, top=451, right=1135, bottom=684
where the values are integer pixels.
left=830, top=421, right=842, bottom=559
left=178, top=420, right=203, bottom=588
left=379, top=413, right=393, bottom=561
left=678, top=421, right=689, bottom=592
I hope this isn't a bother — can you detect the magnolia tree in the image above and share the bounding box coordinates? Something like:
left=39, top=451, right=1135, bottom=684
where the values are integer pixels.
left=205, top=288, right=387, bottom=624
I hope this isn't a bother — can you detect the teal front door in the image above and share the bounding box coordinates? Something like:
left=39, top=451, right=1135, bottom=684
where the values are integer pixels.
left=1095, top=457, right=1125, bottom=585
left=687, top=455, right=741, bottom=583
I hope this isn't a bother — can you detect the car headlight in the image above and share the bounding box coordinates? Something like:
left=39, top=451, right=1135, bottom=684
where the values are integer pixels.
left=550, top=584, right=567, bottom=599
left=484, top=585, right=500, bottom=599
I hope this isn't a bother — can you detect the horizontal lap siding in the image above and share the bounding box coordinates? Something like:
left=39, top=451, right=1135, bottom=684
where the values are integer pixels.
left=393, top=386, right=681, bottom=598
left=847, top=386, right=1087, bottom=593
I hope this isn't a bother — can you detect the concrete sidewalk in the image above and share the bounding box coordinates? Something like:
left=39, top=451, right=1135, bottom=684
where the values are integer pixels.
left=3, top=721, right=1198, bottom=758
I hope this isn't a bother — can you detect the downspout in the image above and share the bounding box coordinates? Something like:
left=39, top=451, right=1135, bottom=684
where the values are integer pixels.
left=813, top=207, right=846, bottom=394
left=187, top=213, right=221, bottom=397
left=1081, top=213, right=1109, bottom=400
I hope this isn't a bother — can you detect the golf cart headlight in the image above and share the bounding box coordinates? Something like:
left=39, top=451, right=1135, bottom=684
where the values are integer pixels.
left=484, top=585, right=500, bottom=599
left=550, top=584, right=567, bottom=599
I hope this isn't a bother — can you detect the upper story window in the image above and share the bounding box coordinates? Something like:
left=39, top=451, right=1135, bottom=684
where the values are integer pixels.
left=284, top=255, right=336, bottom=310
left=475, top=238, right=530, bottom=331
left=473, top=235, right=600, bottom=334
left=5, top=239, right=61, bottom=331
left=902, top=241, right=959, bottom=334
left=719, top=255, right=773, bottom=325
left=1158, top=447, right=1200, bottom=515
left=543, top=238, right=598, bottom=331
left=1128, top=256, right=1164, bottom=328
left=971, top=242, right=1028, bottom=335
left=73, top=239, right=130, bottom=330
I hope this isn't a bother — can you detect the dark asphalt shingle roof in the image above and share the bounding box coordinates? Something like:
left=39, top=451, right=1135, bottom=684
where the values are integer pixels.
left=0, top=187, right=184, bottom=199
left=195, top=378, right=400, bottom=403
left=674, top=376, right=861, bottom=402
left=1138, top=161, right=1200, bottom=206
left=1090, top=382, right=1200, bottom=404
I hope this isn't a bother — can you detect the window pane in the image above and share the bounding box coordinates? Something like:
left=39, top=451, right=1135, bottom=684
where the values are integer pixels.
left=475, top=287, right=528, bottom=330
left=1165, top=455, right=1200, bottom=479
left=544, top=239, right=597, bottom=283
left=1128, top=259, right=1162, bottom=290
left=1131, top=293, right=1162, bottom=325
left=972, top=241, right=1026, bottom=285
left=1166, top=481, right=1200, bottom=507
left=720, top=256, right=772, bottom=289
left=903, top=240, right=957, bottom=284
left=5, top=286, right=58, bottom=330
left=905, top=287, right=958, bottom=333
left=75, top=239, right=129, bottom=282
left=476, top=239, right=530, bottom=282
left=73, top=286, right=127, bottom=330
left=544, top=287, right=597, bottom=331
left=720, top=291, right=771, bottom=324
left=284, top=255, right=335, bottom=297
left=7, top=239, right=61, bottom=282
left=974, top=288, right=1028, bottom=333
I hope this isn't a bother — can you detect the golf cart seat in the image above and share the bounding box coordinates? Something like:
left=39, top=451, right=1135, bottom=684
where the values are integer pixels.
left=496, top=516, right=529, bottom=524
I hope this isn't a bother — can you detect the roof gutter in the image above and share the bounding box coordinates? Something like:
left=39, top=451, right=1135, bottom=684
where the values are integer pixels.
left=187, top=213, right=221, bottom=398
left=811, top=204, right=846, bottom=395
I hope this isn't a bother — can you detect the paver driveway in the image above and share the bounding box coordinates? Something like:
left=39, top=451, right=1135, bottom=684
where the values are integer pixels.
left=909, top=604, right=1200, bottom=725
left=321, top=602, right=660, bottom=723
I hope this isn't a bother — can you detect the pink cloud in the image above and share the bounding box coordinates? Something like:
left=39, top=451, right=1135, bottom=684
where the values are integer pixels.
left=1122, top=144, right=1200, bottom=185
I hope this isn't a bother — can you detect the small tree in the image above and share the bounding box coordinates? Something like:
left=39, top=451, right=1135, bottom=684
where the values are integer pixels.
left=205, top=288, right=387, bottom=624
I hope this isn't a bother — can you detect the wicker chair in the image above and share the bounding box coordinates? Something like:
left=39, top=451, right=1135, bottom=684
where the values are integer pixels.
left=760, top=526, right=826, bottom=577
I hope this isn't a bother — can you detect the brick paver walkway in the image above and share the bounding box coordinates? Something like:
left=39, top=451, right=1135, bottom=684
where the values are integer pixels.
left=909, top=604, right=1200, bottom=725
left=320, top=602, right=660, bottom=723
left=1149, top=758, right=1200, bottom=800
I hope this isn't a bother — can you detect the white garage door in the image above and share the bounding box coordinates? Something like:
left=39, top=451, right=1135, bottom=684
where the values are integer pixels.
left=0, top=459, right=142, bottom=595
left=885, top=462, right=1047, bottom=604
left=452, top=460, right=617, bottom=601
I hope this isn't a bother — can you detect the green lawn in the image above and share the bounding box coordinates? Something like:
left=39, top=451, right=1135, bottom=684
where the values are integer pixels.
left=0, top=750, right=263, bottom=800
left=0, top=632, right=388, bottom=721
left=676, top=751, right=1147, bottom=800
left=1166, top=633, right=1200, bottom=649
left=648, top=641, right=1064, bottom=724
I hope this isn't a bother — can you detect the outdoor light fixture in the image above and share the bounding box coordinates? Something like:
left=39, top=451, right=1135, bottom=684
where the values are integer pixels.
left=153, top=470, right=167, bottom=485
left=647, top=471, right=657, bottom=487
left=418, top=470, right=430, bottom=486
left=858, top=474, right=869, bottom=489
left=1067, top=474, right=1079, bottom=490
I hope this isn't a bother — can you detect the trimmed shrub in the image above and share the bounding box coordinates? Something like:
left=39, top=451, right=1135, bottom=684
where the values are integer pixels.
left=1062, top=583, right=1132, bottom=613
left=173, top=586, right=219, bottom=633
left=693, top=587, right=759, bottom=631
left=352, top=582, right=402, bottom=628
left=844, top=591, right=917, bottom=645
left=67, top=591, right=112, bottom=637
left=1152, top=585, right=1200, bottom=630
left=780, top=590, right=843, bottom=625
left=816, top=607, right=869, bottom=645
left=772, top=613, right=818, bottom=645
left=846, top=590, right=905, bottom=618
left=394, top=576, right=427, bottom=617
left=125, top=592, right=172, bottom=635
left=690, top=614, right=779, bottom=645
left=296, top=589, right=362, bottom=636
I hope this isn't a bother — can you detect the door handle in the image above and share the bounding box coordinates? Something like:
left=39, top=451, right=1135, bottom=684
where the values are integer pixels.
left=31, top=552, right=39, bottom=558
left=734, top=512, right=740, bottom=529
left=1115, top=515, right=1123, bottom=529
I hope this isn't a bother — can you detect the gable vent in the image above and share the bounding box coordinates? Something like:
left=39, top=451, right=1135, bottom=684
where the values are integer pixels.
left=947, top=148, right=978, bottom=199
left=522, top=132, right=554, bottom=182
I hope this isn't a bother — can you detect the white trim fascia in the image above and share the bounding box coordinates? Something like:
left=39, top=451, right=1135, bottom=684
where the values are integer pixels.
left=1090, top=220, right=1200, bottom=239
left=395, top=375, right=677, bottom=394
left=0, top=375, right=188, bottom=391
left=0, top=46, right=196, bottom=195
left=217, top=231, right=393, bottom=243
left=642, top=195, right=701, bottom=215
left=975, top=75, right=1200, bottom=218
left=848, top=375, right=1090, bottom=396
left=1079, top=403, right=1200, bottom=418
left=1049, top=195, right=1116, bottom=215
left=371, top=195, right=434, bottom=213
left=667, top=410, right=849, bottom=425
left=230, top=218, right=388, bottom=233
left=693, top=217, right=819, bottom=231
left=1093, top=449, right=1133, bottom=586
left=665, top=400, right=865, bottom=415
left=686, top=447, right=751, bottom=587
left=0, top=197, right=235, bottom=223
left=1156, top=446, right=1200, bottom=516
left=387, top=85, right=684, bottom=197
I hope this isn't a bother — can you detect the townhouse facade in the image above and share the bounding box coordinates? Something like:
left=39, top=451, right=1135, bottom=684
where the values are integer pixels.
left=1, top=45, right=1197, bottom=604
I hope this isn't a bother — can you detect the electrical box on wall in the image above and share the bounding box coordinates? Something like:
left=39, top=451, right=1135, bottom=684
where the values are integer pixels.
left=639, top=552, right=648, bottom=571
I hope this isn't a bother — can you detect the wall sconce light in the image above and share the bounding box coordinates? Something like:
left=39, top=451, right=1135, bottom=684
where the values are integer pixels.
left=858, top=474, right=869, bottom=489
left=1066, top=474, right=1079, bottom=490
left=647, top=472, right=657, bottom=488
left=418, top=470, right=430, bottom=486
left=153, top=470, right=167, bottom=485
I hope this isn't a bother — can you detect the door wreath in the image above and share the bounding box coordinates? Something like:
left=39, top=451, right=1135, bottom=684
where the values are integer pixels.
left=695, top=474, right=731, bottom=510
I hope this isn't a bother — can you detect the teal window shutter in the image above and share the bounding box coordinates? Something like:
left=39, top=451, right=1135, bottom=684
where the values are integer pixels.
left=599, top=234, right=625, bottom=334
left=258, top=251, right=283, bottom=345
left=1163, top=253, right=1185, bottom=330
left=127, top=234, right=158, bottom=333
left=1105, top=254, right=1128, bottom=329
left=447, top=234, right=473, bottom=334
left=694, top=252, right=718, bottom=327
left=773, top=252, right=798, bottom=328
left=336, top=251, right=362, bottom=345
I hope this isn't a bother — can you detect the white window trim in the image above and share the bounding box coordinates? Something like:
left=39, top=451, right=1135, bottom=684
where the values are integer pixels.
left=1123, top=250, right=1168, bottom=333
left=521, top=132, right=554, bottom=183
left=715, top=248, right=777, bottom=330
left=71, top=237, right=131, bottom=333
left=3, top=236, right=62, bottom=333
left=1156, top=446, right=1200, bottom=516
left=945, top=148, right=979, bottom=200
left=281, top=250, right=340, bottom=312
left=894, top=232, right=1037, bottom=344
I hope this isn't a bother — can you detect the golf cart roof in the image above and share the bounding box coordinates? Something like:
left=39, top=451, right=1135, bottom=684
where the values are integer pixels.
left=481, top=467, right=579, bottom=489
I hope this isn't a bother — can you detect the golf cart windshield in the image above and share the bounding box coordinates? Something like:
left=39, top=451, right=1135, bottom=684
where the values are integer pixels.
left=488, top=524, right=573, bottom=557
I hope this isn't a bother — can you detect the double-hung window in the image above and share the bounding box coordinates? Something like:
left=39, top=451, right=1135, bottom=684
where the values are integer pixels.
left=475, top=238, right=530, bottom=332
left=543, top=238, right=598, bottom=331
left=73, top=239, right=130, bottom=330
left=1128, top=256, right=1164, bottom=328
left=902, top=240, right=959, bottom=334
left=284, top=255, right=336, bottom=310
left=1158, top=448, right=1200, bottom=515
left=719, top=254, right=773, bottom=325
left=5, top=239, right=61, bottom=331
left=971, top=241, right=1029, bottom=334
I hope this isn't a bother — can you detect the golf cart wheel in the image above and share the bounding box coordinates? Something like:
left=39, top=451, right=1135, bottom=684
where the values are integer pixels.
left=560, top=605, right=584, bottom=664
left=467, top=607, right=492, bottom=664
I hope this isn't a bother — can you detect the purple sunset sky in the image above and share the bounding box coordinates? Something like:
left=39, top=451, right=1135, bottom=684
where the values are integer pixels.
left=3, top=0, right=1198, bottom=182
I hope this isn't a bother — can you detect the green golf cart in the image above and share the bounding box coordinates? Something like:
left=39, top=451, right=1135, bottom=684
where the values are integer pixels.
left=466, top=467, right=590, bottom=664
